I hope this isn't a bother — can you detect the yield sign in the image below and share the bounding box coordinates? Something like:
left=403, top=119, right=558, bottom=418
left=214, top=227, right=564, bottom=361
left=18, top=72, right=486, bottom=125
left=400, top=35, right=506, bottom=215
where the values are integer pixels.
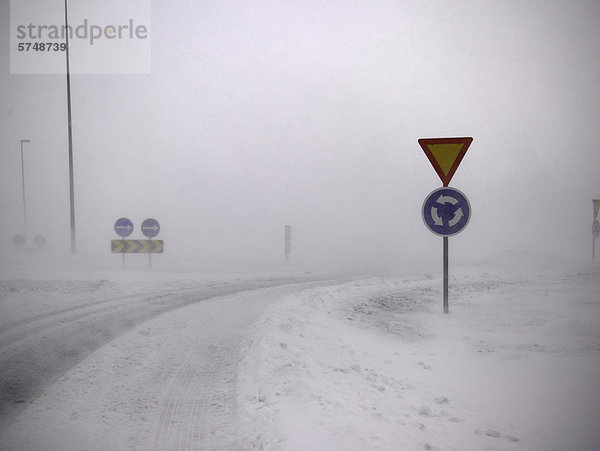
left=419, top=137, right=473, bottom=186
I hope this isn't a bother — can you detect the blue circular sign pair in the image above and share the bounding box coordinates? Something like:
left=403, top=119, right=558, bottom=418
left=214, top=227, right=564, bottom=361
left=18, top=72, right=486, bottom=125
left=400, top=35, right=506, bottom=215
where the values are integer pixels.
left=114, top=217, right=134, bottom=238
left=141, top=218, right=160, bottom=238
left=422, top=187, right=471, bottom=236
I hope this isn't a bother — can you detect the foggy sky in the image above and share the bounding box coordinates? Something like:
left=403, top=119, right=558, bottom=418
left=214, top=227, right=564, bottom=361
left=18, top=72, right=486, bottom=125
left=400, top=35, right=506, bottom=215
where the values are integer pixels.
left=1, top=0, right=600, bottom=272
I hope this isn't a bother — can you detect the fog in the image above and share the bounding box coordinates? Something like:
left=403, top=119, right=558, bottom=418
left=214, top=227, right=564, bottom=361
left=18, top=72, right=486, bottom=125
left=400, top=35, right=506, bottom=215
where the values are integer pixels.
left=1, top=0, right=600, bottom=274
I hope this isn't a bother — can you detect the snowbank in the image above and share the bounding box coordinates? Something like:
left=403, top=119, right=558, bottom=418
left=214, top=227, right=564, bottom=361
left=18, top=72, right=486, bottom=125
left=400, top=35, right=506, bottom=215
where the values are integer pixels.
left=237, top=267, right=600, bottom=450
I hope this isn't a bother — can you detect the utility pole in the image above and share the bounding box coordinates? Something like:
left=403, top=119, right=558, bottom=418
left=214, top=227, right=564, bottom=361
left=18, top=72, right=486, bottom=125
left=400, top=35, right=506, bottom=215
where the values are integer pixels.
left=64, top=0, right=76, bottom=253
left=20, top=139, right=30, bottom=239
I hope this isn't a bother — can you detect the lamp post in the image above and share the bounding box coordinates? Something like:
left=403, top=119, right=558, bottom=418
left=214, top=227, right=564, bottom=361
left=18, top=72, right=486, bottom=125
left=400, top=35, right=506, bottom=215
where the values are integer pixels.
left=20, top=139, right=31, bottom=239
left=64, top=0, right=76, bottom=253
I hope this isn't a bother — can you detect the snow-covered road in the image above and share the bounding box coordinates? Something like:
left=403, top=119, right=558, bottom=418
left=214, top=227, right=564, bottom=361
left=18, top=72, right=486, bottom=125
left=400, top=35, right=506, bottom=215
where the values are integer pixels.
left=0, top=275, right=328, bottom=449
left=1, top=263, right=599, bottom=451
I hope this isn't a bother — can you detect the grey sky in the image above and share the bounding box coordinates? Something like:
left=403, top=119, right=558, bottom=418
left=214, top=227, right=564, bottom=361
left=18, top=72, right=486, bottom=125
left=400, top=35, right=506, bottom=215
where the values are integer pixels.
left=1, top=0, right=600, bottom=271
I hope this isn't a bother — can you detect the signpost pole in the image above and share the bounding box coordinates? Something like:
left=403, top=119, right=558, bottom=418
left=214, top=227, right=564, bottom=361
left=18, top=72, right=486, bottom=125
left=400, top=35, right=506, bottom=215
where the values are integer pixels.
left=593, top=201, right=600, bottom=262
left=114, top=218, right=134, bottom=270
left=285, top=225, right=292, bottom=264
left=419, top=137, right=473, bottom=314
left=19, top=139, right=30, bottom=241
left=140, top=219, right=161, bottom=268
left=443, top=236, right=449, bottom=313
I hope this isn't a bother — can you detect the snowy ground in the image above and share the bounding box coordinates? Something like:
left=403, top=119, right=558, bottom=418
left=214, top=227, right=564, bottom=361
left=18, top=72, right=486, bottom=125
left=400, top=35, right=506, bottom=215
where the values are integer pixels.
left=0, top=259, right=599, bottom=450
left=0, top=264, right=328, bottom=450
left=237, top=264, right=600, bottom=451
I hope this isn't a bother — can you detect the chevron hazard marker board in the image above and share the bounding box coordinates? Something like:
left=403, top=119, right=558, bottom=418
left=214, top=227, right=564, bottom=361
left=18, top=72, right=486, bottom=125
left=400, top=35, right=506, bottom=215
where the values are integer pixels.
left=419, top=137, right=473, bottom=186
left=111, top=240, right=164, bottom=253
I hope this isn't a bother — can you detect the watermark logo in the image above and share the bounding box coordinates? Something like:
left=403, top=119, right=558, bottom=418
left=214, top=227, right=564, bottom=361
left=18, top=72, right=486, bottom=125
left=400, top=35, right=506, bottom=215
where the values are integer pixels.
left=10, top=0, right=151, bottom=74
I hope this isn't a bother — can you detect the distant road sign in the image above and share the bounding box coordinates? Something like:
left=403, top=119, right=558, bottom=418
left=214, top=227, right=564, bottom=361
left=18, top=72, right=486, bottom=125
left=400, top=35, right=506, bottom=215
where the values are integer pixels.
left=422, top=187, right=471, bottom=236
left=114, top=218, right=134, bottom=238
left=419, top=137, right=473, bottom=186
left=285, top=225, right=291, bottom=253
left=594, top=200, right=600, bottom=220
left=593, top=220, right=600, bottom=238
left=13, top=234, right=25, bottom=248
left=141, top=218, right=160, bottom=238
left=111, top=239, right=164, bottom=253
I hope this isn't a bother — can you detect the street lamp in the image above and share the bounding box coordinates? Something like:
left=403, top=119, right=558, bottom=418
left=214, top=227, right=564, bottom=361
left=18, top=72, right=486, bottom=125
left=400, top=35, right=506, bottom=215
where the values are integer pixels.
left=20, top=139, right=31, bottom=239
left=64, top=0, right=76, bottom=253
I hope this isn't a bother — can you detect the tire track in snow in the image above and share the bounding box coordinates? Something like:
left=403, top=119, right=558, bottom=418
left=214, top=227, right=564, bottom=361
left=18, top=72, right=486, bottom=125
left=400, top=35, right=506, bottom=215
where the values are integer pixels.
left=153, top=341, right=237, bottom=450
left=149, top=282, right=346, bottom=450
left=0, top=290, right=197, bottom=430
left=0, top=277, right=314, bottom=433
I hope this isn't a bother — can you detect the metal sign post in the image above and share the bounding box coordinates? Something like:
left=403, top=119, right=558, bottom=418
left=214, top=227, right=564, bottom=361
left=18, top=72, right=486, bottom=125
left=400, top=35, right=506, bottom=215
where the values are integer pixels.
left=419, top=137, right=473, bottom=313
left=141, top=218, right=160, bottom=268
left=593, top=220, right=599, bottom=261
left=19, top=139, right=31, bottom=241
left=422, top=186, right=471, bottom=313
left=114, top=218, right=134, bottom=269
left=284, top=225, right=292, bottom=264
left=443, top=236, right=449, bottom=313
left=593, top=200, right=600, bottom=262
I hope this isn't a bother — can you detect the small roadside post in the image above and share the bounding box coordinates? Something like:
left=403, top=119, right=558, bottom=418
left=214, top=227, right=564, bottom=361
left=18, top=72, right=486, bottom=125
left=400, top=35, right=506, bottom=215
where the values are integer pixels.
left=114, top=217, right=134, bottom=269
left=419, top=137, right=473, bottom=313
left=141, top=218, right=160, bottom=268
left=593, top=200, right=600, bottom=261
left=285, top=225, right=292, bottom=264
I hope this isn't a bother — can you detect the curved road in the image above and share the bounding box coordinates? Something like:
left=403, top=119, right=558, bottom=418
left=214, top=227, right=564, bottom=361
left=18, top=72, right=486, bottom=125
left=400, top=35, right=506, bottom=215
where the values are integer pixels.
left=0, top=276, right=332, bottom=449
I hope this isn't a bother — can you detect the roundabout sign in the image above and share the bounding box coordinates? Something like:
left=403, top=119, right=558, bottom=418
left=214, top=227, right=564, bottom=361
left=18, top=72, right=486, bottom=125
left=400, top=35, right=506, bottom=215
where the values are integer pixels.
left=419, top=136, right=474, bottom=313
left=422, top=187, right=471, bottom=237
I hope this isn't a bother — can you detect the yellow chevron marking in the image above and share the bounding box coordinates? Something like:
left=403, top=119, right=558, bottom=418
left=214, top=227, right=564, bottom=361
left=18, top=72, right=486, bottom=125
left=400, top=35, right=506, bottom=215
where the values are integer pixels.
left=152, top=240, right=163, bottom=253
left=111, top=240, right=163, bottom=253
left=140, top=240, right=151, bottom=253
left=111, top=240, right=124, bottom=253
left=126, top=240, right=137, bottom=253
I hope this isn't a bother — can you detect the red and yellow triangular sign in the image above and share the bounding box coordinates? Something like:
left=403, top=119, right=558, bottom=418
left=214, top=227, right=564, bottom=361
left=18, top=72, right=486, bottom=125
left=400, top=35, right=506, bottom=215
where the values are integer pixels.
left=594, top=199, right=600, bottom=219
left=419, top=137, right=473, bottom=186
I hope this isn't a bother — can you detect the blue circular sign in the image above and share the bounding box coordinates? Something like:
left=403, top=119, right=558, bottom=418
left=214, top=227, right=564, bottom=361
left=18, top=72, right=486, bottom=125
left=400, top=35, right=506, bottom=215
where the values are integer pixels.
left=422, top=187, right=471, bottom=237
left=114, top=217, right=134, bottom=237
left=141, top=218, right=160, bottom=238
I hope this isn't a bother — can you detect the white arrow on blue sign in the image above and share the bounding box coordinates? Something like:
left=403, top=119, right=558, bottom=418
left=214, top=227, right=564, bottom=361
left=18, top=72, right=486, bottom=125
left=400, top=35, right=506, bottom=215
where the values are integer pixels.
left=114, top=217, right=134, bottom=238
left=422, top=187, right=471, bottom=237
left=141, top=218, right=160, bottom=238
